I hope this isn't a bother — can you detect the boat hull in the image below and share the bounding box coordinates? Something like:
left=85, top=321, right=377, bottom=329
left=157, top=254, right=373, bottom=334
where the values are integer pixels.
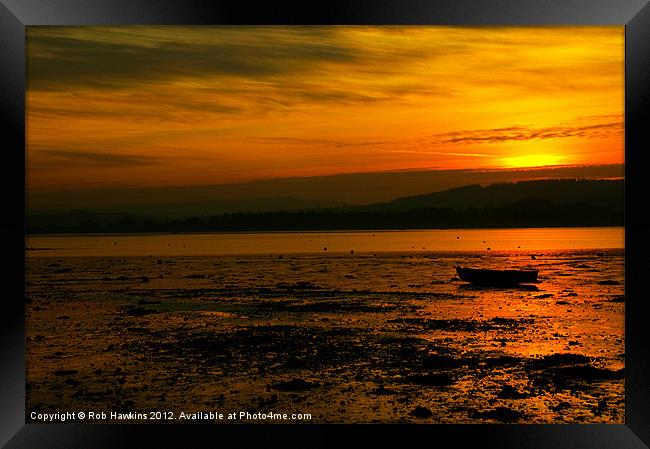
left=455, top=266, right=538, bottom=286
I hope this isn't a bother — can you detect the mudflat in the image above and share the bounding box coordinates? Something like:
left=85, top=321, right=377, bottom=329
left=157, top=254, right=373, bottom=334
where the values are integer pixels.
left=26, top=249, right=624, bottom=423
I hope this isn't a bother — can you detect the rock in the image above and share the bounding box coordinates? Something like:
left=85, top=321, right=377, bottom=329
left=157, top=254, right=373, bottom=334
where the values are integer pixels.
left=550, top=401, right=572, bottom=411
left=285, top=356, right=308, bottom=369
left=372, top=385, right=396, bottom=395
left=534, top=294, right=553, bottom=299
left=496, top=384, right=530, bottom=399
left=597, top=280, right=620, bottom=285
left=54, top=369, right=78, bottom=376
left=552, top=365, right=624, bottom=380
left=411, top=406, right=433, bottom=418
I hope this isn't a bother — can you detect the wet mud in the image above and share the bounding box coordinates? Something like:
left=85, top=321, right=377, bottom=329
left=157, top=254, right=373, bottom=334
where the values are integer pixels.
left=26, top=249, right=624, bottom=423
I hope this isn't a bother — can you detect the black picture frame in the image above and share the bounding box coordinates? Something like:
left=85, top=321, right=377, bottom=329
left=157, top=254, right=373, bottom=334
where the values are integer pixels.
left=2, top=1, right=649, bottom=447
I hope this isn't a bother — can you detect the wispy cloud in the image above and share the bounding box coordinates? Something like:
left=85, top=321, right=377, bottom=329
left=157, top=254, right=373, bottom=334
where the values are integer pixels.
left=31, top=150, right=159, bottom=169
left=434, top=121, right=623, bottom=145
left=27, top=27, right=359, bottom=91
left=251, top=136, right=389, bottom=148
left=378, top=149, right=490, bottom=157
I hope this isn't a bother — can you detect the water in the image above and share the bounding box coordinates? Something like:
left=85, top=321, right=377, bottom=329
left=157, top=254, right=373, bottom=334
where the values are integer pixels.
left=26, top=226, right=624, bottom=257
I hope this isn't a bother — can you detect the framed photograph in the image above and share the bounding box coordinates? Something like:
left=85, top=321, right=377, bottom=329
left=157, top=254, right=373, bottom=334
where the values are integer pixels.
left=2, top=0, right=649, bottom=447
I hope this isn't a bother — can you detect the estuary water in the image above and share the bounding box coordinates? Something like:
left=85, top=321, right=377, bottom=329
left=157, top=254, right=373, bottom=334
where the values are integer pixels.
left=26, top=226, right=624, bottom=257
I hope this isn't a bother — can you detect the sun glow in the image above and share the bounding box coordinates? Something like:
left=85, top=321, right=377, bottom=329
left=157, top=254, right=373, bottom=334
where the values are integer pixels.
left=501, top=153, right=566, bottom=169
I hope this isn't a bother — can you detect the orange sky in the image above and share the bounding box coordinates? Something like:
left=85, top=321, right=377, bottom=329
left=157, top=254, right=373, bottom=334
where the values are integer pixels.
left=27, top=26, right=624, bottom=191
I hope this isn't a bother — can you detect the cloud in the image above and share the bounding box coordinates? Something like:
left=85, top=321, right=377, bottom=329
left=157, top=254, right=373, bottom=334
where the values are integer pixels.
left=377, top=149, right=490, bottom=157
left=28, top=90, right=246, bottom=123
left=26, top=26, right=623, bottom=122
left=435, top=121, right=623, bottom=145
left=251, top=136, right=389, bottom=148
left=31, top=149, right=160, bottom=169
left=27, top=27, right=360, bottom=91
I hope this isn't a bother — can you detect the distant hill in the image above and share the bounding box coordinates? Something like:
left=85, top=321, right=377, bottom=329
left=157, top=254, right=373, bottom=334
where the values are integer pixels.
left=29, top=196, right=345, bottom=219
left=28, top=196, right=344, bottom=228
left=27, top=179, right=623, bottom=234
left=28, top=164, right=625, bottom=211
left=27, top=209, right=161, bottom=229
left=365, top=178, right=623, bottom=212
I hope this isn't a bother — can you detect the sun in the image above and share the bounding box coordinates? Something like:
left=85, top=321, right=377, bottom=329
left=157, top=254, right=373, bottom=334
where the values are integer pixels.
left=500, top=153, right=565, bottom=169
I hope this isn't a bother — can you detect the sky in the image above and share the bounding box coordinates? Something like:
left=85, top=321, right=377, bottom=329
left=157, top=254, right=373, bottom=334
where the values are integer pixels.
left=27, top=26, right=624, bottom=200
